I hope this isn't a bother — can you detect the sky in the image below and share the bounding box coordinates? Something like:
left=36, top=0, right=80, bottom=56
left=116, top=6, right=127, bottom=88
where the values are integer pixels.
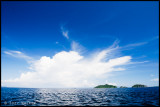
left=1, top=1, right=159, bottom=88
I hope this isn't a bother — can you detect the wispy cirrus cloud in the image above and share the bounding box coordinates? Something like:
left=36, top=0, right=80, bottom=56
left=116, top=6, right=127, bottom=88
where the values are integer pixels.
left=117, top=42, right=148, bottom=52
left=61, top=26, right=69, bottom=39
left=4, top=50, right=34, bottom=63
left=123, top=42, right=148, bottom=48
left=118, top=36, right=159, bottom=51
left=71, top=41, right=86, bottom=54
left=128, top=61, right=149, bottom=64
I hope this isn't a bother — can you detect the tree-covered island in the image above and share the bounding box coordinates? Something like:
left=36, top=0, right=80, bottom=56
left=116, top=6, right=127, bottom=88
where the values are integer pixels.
left=132, top=84, right=147, bottom=88
left=94, top=84, right=148, bottom=88
left=95, top=84, right=117, bottom=88
left=120, top=86, right=128, bottom=88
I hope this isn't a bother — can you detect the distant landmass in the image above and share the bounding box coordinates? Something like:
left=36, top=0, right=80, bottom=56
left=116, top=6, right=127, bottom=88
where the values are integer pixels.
left=95, top=84, right=117, bottom=88
left=120, top=86, right=128, bottom=88
left=95, top=84, right=150, bottom=88
left=132, top=84, right=147, bottom=88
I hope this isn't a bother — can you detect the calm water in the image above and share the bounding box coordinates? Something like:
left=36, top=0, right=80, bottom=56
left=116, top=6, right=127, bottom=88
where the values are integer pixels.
left=1, top=87, right=159, bottom=106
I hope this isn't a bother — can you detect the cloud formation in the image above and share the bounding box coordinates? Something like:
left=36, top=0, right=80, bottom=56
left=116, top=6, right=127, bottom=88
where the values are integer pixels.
left=61, top=26, right=69, bottom=39
left=71, top=41, right=86, bottom=54
left=151, top=78, right=159, bottom=82
left=2, top=43, right=132, bottom=88
left=4, top=50, right=33, bottom=63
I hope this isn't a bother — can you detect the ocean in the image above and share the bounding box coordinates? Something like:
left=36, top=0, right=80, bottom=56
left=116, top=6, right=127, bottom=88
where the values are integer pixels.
left=1, top=87, right=159, bottom=106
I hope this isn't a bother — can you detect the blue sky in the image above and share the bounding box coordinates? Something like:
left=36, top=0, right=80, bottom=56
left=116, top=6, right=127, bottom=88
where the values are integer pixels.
left=1, top=1, right=159, bottom=88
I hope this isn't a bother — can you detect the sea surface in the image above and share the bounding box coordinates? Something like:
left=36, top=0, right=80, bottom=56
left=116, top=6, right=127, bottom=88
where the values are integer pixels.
left=1, top=87, right=159, bottom=106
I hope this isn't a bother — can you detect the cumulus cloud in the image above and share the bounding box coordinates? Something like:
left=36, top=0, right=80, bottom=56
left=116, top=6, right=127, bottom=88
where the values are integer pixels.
left=2, top=42, right=132, bottom=88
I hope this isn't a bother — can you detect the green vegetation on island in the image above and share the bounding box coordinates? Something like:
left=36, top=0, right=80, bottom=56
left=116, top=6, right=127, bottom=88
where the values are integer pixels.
left=94, top=84, right=149, bottom=88
left=120, top=86, right=128, bottom=88
left=95, top=84, right=117, bottom=88
left=132, top=84, right=147, bottom=88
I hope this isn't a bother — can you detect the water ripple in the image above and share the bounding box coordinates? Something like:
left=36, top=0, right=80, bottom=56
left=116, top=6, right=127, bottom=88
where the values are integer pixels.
left=1, top=87, right=159, bottom=106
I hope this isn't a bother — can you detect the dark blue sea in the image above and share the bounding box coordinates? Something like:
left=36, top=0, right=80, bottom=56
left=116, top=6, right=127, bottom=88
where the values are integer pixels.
left=1, top=87, right=159, bottom=106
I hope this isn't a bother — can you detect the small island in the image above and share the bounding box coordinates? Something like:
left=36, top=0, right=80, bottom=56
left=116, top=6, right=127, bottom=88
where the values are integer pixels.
left=132, top=84, right=147, bottom=88
left=95, top=84, right=117, bottom=88
left=120, top=86, right=128, bottom=88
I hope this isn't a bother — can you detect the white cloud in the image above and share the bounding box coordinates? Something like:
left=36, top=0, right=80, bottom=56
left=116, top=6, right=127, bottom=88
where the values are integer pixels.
left=124, top=42, right=148, bottom=47
left=118, top=42, right=148, bottom=51
left=120, top=36, right=159, bottom=51
left=151, top=78, right=159, bottom=82
left=128, top=61, right=149, bottom=64
left=62, top=31, right=69, bottom=39
left=71, top=41, right=85, bottom=54
left=61, top=26, right=69, bottom=39
left=4, top=50, right=33, bottom=63
left=2, top=43, right=132, bottom=88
